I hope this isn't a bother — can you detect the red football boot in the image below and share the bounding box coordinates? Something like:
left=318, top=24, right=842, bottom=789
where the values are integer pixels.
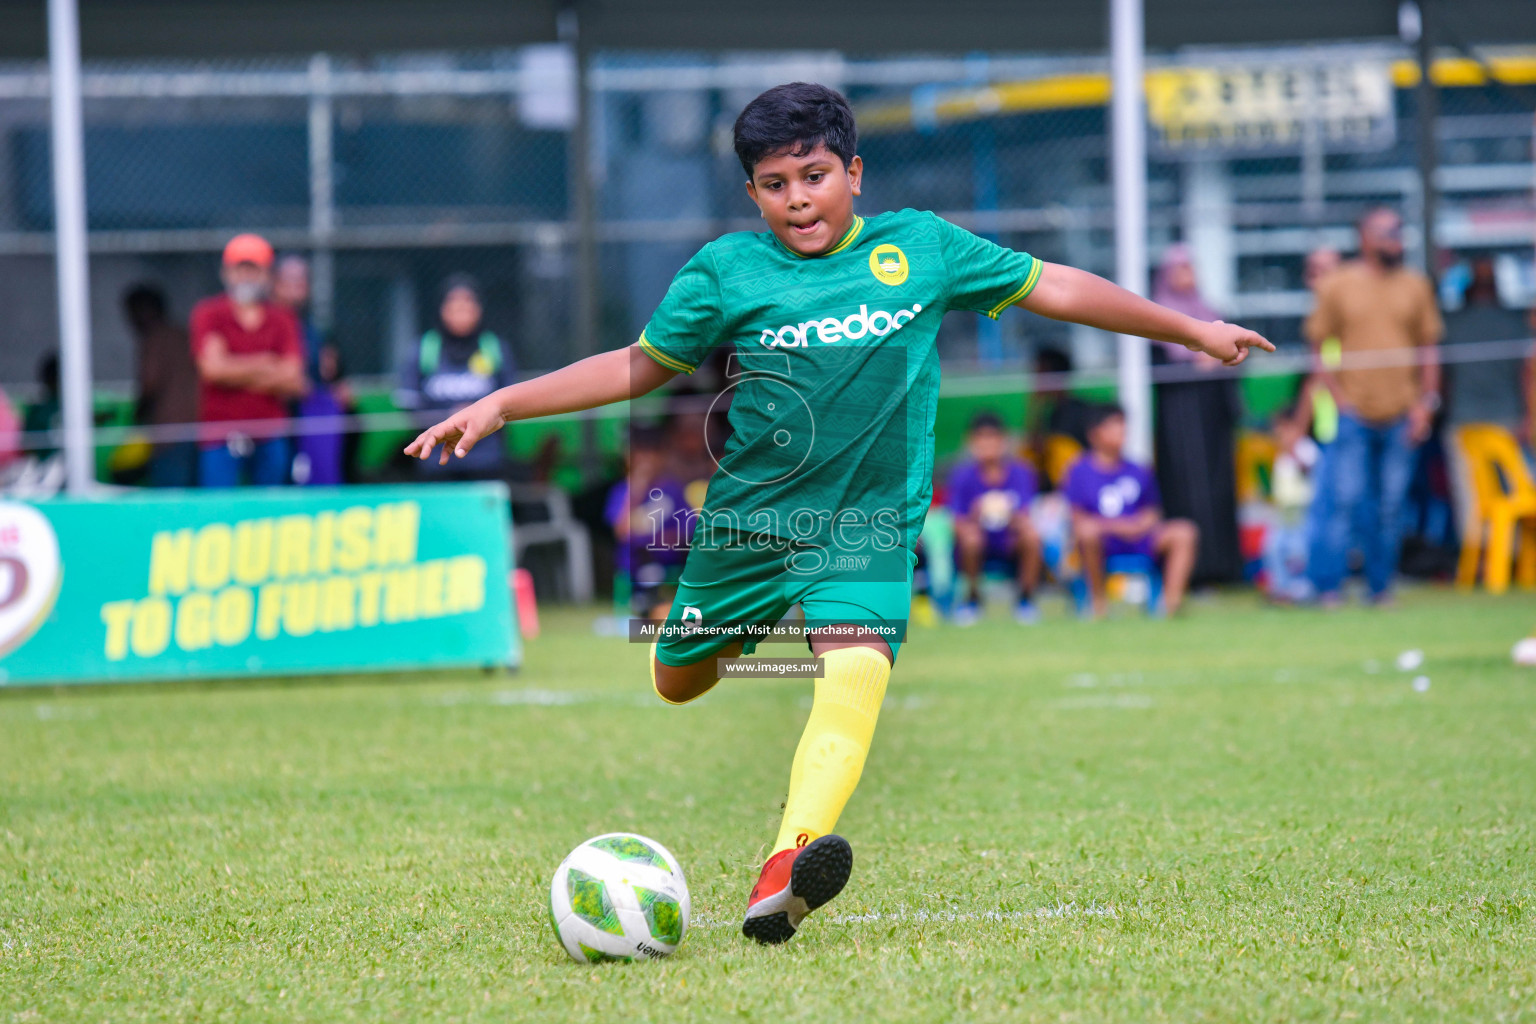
left=741, top=834, right=853, bottom=944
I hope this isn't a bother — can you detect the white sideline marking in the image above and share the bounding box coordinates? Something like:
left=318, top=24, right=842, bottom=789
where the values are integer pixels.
left=695, top=902, right=1117, bottom=929
left=1049, top=694, right=1154, bottom=710
left=429, top=688, right=656, bottom=708
left=431, top=688, right=935, bottom=710
left=32, top=704, right=98, bottom=721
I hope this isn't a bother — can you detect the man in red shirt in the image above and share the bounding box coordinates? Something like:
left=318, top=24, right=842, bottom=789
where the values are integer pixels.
left=190, top=234, right=308, bottom=487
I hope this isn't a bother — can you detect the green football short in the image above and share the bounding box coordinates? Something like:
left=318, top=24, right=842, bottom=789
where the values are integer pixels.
left=652, top=540, right=914, bottom=667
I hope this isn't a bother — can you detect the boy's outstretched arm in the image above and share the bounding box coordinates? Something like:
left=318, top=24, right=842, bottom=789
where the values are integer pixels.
left=1018, top=263, right=1274, bottom=366
left=404, top=343, right=677, bottom=465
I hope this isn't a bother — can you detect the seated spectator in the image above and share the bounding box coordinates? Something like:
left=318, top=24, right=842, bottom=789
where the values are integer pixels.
left=1444, top=256, right=1526, bottom=432
left=191, top=234, right=308, bottom=487
left=1443, top=256, right=1531, bottom=547
left=1025, top=346, right=1093, bottom=488
left=947, top=411, right=1042, bottom=626
left=397, top=274, right=515, bottom=480
left=1064, top=403, right=1198, bottom=618
left=607, top=427, right=692, bottom=619
left=661, top=388, right=717, bottom=505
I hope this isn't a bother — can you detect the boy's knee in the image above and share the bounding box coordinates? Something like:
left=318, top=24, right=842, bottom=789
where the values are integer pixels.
left=651, top=647, right=712, bottom=705
left=651, top=657, right=688, bottom=704
left=1014, top=520, right=1042, bottom=553
left=1165, top=518, right=1199, bottom=549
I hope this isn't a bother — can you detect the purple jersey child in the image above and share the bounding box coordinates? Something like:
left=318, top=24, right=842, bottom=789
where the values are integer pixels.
left=1062, top=457, right=1160, bottom=558
left=605, top=476, right=692, bottom=575
left=946, top=411, right=1045, bottom=624
left=947, top=459, right=1039, bottom=561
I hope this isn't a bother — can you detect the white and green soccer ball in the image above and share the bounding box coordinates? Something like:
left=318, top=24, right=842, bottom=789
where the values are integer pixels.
left=548, top=832, right=690, bottom=964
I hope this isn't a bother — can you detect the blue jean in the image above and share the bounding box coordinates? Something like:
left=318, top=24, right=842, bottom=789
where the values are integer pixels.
left=1308, top=412, right=1416, bottom=597
left=147, top=442, right=199, bottom=488
left=199, top=437, right=291, bottom=488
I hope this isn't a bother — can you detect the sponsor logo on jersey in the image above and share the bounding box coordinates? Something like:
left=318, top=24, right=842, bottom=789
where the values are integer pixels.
left=757, top=303, right=924, bottom=349
left=868, top=243, right=909, bottom=286
left=0, top=502, right=63, bottom=659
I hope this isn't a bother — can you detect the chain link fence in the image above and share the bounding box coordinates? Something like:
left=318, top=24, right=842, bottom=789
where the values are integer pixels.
left=0, top=44, right=1531, bottom=441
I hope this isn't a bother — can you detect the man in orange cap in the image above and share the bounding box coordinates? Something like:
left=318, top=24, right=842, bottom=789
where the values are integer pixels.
left=189, top=233, right=308, bottom=486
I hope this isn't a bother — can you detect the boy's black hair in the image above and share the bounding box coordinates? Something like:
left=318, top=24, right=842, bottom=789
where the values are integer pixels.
left=968, top=410, right=1005, bottom=434
left=733, top=82, right=857, bottom=179
left=1086, top=402, right=1126, bottom=434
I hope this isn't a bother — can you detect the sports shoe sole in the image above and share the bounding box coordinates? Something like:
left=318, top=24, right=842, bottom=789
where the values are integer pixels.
left=741, top=834, right=853, bottom=945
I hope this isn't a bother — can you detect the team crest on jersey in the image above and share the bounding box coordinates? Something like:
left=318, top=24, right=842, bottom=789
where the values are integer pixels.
left=868, top=244, right=909, bottom=286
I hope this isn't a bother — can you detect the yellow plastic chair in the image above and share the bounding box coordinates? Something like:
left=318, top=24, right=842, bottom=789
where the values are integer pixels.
left=1455, top=424, right=1536, bottom=594
left=1235, top=430, right=1278, bottom=504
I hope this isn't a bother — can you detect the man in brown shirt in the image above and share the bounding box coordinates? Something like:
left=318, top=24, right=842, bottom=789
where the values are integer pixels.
left=126, top=284, right=201, bottom=487
left=1304, top=207, right=1444, bottom=603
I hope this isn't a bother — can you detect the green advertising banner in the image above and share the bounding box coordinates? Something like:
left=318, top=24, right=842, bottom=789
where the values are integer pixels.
left=0, top=483, right=519, bottom=685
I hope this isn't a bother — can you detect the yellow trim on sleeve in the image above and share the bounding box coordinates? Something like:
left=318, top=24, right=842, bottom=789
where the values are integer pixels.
left=637, top=332, right=696, bottom=374
left=986, top=257, right=1044, bottom=319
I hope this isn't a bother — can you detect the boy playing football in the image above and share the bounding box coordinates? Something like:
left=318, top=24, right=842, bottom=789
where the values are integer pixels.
left=406, top=83, right=1273, bottom=945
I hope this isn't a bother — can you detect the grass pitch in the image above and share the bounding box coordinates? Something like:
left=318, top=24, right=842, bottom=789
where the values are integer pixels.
left=3, top=588, right=1534, bottom=1022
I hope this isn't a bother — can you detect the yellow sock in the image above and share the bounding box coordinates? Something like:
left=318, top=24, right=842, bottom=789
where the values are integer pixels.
left=771, top=646, right=891, bottom=855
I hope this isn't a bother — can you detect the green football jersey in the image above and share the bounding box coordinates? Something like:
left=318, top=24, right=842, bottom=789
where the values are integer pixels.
left=638, top=208, right=1041, bottom=572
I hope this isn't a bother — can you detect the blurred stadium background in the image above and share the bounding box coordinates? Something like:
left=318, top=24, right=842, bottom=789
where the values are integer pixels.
left=0, top=0, right=1534, bottom=670
left=1, top=4, right=1531, bottom=432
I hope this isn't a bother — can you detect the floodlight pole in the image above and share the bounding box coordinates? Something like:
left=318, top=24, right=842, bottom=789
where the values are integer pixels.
left=1109, top=0, right=1152, bottom=463
left=47, top=0, right=95, bottom=494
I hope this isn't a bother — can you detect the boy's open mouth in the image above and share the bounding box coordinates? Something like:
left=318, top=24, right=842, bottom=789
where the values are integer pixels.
left=790, top=219, right=822, bottom=236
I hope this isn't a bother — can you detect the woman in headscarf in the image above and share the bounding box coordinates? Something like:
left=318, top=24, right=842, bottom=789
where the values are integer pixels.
left=1150, top=244, right=1244, bottom=585
left=397, top=274, right=516, bottom=479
